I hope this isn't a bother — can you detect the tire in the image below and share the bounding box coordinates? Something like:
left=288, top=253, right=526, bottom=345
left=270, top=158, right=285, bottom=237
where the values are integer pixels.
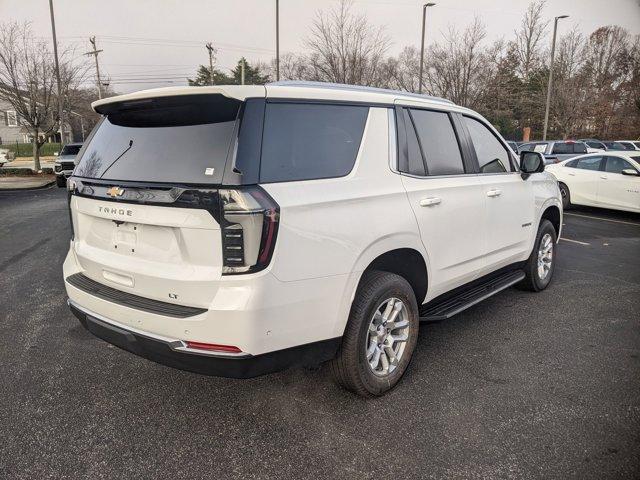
left=517, top=219, right=557, bottom=292
left=56, top=175, right=66, bottom=188
left=558, top=182, right=571, bottom=209
left=330, top=270, right=419, bottom=397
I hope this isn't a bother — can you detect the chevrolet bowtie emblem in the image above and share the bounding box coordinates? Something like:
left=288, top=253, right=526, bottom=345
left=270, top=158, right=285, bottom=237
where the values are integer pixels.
left=106, top=186, right=125, bottom=197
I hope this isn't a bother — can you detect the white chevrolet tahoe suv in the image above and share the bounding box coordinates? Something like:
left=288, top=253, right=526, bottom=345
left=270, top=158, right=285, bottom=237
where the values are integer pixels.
left=64, top=82, right=562, bottom=396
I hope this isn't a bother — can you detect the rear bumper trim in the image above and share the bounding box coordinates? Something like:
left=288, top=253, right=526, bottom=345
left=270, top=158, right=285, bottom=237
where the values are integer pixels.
left=68, top=299, right=341, bottom=379
left=66, top=273, right=207, bottom=318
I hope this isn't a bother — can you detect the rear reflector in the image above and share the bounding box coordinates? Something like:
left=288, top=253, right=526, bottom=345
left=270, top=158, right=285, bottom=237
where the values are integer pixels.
left=185, top=341, right=242, bottom=353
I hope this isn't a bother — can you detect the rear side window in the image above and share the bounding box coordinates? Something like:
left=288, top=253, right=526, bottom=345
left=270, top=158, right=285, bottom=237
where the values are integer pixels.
left=463, top=116, right=512, bottom=173
left=575, top=156, right=602, bottom=171
left=409, top=109, right=464, bottom=176
left=260, top=103, right=368, bottom=183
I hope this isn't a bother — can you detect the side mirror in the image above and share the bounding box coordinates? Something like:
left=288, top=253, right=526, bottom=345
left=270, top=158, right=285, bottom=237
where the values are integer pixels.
left=621, top=168, right=639, bottom=176
left=520, top=151, right=545, bottom=179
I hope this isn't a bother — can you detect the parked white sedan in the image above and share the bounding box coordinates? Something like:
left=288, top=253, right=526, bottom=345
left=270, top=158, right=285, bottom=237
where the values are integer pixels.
left=546, top=152, right=640, bottom=213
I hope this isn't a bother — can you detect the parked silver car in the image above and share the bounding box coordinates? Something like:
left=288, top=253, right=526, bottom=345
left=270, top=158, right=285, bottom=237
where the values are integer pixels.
left=518, top=140, right=588, bottom=164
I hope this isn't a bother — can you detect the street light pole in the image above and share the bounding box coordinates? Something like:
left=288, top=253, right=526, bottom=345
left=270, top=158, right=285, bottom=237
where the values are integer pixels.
left=543, top=15, right=568, bottom=141
left=48, top=0, right=64, bottom=143
left=276, top=0, right=280, bottom=81
left=418, top=3, right=436, bottom=94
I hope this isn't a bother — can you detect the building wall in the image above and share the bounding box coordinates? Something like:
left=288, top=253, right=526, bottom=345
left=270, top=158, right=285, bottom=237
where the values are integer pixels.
left=0, top=99, right=26, bottom=145
left=0, top=99, right=73, bottom=145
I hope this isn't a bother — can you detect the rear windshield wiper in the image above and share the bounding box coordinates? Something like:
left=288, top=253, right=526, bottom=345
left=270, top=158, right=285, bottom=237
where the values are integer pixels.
left=100, top=140, right=134, bottom=178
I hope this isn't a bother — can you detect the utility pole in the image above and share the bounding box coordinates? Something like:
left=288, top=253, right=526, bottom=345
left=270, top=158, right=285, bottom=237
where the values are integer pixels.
left=543, top=15, right=569, bottom=141
left=85, top=37, right=103, bottom=99
left=206, top=43, right=216, bottom=86
left=241, top=58, right=246, bottom=85
left=275, top=0, right=280, bottom=81
left=48, top=0, right=65, bottom=143
left=418, top=3, right=436, bottom=94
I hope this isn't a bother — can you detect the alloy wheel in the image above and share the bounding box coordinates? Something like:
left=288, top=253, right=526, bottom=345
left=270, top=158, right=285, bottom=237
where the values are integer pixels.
left=365, top=298, right=410, bottom=377
left=537, top=233, right=553, bottom=280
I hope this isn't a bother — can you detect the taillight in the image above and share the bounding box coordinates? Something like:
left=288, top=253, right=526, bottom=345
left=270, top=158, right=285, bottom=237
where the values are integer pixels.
left=219, top=186, right=279, bottom=275
left=67, top=179, right=77, bottom=239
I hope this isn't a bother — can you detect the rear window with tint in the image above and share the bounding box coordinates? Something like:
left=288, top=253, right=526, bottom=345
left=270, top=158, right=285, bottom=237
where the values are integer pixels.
left=61, top=145, right=82, bottom=156
left=74, top=95, right=240, bottom=184
left=409, top=109, right=464, bottom=176
left=260, top=103, right=368, bottom=183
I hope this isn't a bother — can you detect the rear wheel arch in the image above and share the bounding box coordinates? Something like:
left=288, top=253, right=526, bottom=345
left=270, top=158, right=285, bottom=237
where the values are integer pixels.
left=360, top=248, right=428, bottom=306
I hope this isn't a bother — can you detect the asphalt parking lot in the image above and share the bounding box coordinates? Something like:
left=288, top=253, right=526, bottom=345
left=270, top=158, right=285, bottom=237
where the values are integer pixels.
left=1, top=187, right=639, bottom=480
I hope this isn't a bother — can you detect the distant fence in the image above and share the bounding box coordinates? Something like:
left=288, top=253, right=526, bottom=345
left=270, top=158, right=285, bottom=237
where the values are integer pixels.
left=0, top=142, right=61, bottom=158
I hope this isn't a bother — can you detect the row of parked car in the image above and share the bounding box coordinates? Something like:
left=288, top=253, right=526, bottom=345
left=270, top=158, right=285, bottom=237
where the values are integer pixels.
left=505, top=138, right=640, bottom=165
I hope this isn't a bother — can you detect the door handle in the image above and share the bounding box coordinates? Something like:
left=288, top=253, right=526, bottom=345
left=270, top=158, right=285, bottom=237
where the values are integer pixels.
left=600, top=175, right=607, bottom=180
left=568, top=173, right=576, bottom=176
left=486, top=189, right=502, bottom=197
left=420, top=197, right=441, bottom=207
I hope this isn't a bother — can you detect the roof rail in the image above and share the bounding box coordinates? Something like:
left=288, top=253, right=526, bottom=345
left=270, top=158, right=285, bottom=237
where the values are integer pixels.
left=267, top=80, right=454, bottom=105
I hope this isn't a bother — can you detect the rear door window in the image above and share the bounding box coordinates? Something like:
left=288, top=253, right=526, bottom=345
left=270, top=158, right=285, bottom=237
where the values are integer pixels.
left=260, top=103, right=368, bottom=183
left=463, top=116, right=512, bottom=173
left=402, top=109, right=426, bottom=176
left=409, top=109, right=464, bottom=176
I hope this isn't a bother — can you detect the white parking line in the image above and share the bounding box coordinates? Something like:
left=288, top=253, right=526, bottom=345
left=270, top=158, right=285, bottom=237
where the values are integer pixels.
left=560, top=237, right=590, bottom=246
left=564, top=212, right=640, bottom=227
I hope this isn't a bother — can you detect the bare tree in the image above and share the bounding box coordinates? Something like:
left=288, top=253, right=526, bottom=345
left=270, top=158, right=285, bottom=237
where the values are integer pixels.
left=426, top=18, right=493, bottom=108
left=304, top=0, right=391, bottom=86
left=549, top=29, right=588, bottom=137
left=0, top=22, right=86, bottom=170
left=382, top=46, right=421, bottom=92
left=513, top=0, right=549, bottom=80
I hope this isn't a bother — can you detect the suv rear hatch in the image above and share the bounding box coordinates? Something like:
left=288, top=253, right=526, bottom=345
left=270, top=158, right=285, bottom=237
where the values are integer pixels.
left=68, top=89, right=278, bottom=311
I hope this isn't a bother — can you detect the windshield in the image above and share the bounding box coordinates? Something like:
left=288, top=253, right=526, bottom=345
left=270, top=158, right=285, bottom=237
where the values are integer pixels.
left=60, top=145, right=82, bottom=156
left=74, top=94, right=241, bottom=184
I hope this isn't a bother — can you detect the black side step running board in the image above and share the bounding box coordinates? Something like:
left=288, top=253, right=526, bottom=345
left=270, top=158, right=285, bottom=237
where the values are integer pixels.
left=419, top=270, right=525, bottom=321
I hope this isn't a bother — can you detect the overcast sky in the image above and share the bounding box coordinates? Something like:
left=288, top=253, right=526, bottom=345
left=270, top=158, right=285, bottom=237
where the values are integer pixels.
left=3, top=0, right=640, bottom=93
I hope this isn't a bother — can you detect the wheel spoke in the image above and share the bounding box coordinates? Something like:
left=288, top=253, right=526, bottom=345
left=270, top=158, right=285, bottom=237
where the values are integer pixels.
left=384, top=346, right=398, bottom=366
left=391, top=333, right=408, bottom=343
left=366, top=340, right=377, bottom=360
left=370, top=311, right=383, bottom=332
left=387, top=318, right=409, bottom=331
left=369, top=347, right=381, bottom=370
left=380, top=350, right=390, bottom=374
left=381, top=299, right=395, bottom=321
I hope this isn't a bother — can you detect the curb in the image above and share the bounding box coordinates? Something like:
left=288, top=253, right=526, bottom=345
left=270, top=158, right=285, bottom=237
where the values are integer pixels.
left=0, top=180, right=56, bottom=192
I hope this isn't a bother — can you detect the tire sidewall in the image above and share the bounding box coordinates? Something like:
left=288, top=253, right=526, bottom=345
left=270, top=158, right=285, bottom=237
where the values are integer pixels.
left=559, top=183, right=570, bottom=209
left=530, top=221, right=557, bottom=291
left=354, top=276, right=419, bottom=395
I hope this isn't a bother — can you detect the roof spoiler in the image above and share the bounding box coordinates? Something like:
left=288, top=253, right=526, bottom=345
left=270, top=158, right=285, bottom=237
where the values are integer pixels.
left=92, top=85, right=266, bottom=114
